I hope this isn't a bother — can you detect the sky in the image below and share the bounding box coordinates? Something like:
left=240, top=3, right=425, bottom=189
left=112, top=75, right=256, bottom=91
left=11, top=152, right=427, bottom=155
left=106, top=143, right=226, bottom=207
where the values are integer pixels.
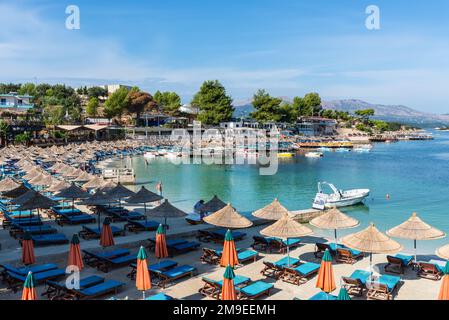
left=1, top=0, right=449, bottom=113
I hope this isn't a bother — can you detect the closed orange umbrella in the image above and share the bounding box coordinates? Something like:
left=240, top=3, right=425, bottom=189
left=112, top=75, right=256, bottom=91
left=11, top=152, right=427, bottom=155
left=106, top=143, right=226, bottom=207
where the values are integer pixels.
left=21, top=232, right=35, bottom=265
left=316, top=249, right=336, bottom=293
left=220, top=230, right=239, bottom=268
left=155, top=224, right=169, bottom=259
left=100, top=218, right=115, bottom=247
left=21, top=272, right=37, bottom=300
left=68, top=234, right=84, bottom=271
left=136, top=246, right=151, bottom=299
left=438, top=261, right=449, bottom=300
left=222, top=265, right=237, bottom=300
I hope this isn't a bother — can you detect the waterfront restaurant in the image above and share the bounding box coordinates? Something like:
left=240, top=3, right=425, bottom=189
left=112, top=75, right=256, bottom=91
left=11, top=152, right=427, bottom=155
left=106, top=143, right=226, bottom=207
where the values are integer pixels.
left=296, top=116, right=337, bottom=136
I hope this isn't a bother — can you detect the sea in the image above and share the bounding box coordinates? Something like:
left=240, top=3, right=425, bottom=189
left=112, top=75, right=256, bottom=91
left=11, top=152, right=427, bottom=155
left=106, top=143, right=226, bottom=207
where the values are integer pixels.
left=111, top=130, right=449, bottom=255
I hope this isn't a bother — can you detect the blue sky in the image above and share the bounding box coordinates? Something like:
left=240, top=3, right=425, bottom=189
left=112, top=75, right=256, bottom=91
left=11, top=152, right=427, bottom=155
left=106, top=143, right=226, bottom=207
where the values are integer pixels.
left=1, top=0, right=449, bottom=113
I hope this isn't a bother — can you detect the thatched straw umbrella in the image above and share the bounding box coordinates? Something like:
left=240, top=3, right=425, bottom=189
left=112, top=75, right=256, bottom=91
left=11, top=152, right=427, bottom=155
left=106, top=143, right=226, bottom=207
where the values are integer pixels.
left=201, top=195, right=227, bottom=213
left=2, top=183, right=30, bottom=198
left=252, top=198, right=289, bottom=220
left=100, top=180, right=117, bottom=192
left=0, top=178, right=20, bottom=193
left=341, top=223, right=402, bottom=279
left=82, top=176, right=106, bottom=189
left=72, top=171, right=93, bottom=183
left=22, top=168, right=44, bottom=180
left=47, top=180, right=71, bottom=193
left=148, top=199, right=187, bottom=227
left=387, top=212, right=445, bottom=263
left=82, top=189, right=116, bottom=229
left=203, top=203, right=253, bottom=229
left=125, top=186, right=163, bottom=221
left=310, top=207, right=360, bottom=246
left=29, top=174, right=55, bottom=189
left=436, top=244, right=449, bottom=260
left=56, top=183, right=90, bottom=213
left=14, top=191, right=57, bottom=231
left=105, top=183, right=135, bottom=210
left=260, top=212, right=313, bottom=266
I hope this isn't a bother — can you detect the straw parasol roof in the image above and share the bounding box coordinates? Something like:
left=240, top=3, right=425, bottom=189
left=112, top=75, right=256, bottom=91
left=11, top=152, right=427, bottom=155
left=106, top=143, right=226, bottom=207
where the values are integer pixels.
left=436, top=244, right=449, bottom=260
left=148, top=200, right=187, bottom=218
left=82, top=176, right=106, bottom=189
left=310, top=207, right=360, bottom=230
left=125, top=186, right=163, bottom=204
left=201, top=195, right=227, bottom=213
left=0, top=178, right=20, bottom=193
left=11, top=189, right=40, bottom=205
left=1, top=183, right=30, bottom=198
left=387, top=212, right=445, bottom=241
left=260, top=212, right=313, bottom=239
left=29, top=173, right=55, bottom=186
left=56, top=183, right=90, bottom=199
left=47, top=180, right=71, bottom=193
left=82, top=189, right=116, bottom=206
left=15, top=191, right=58, bottom=211
left=252, top=198, right=290, bottom=220
left=106, top=183, right=135, bottom=199
left=99, top=181, right=117, bottom=192
left=72, top=171, right=93, bottom=183
left=341, top=223, right=403, bottom=254
left=203, top=203, right=252, bottom=229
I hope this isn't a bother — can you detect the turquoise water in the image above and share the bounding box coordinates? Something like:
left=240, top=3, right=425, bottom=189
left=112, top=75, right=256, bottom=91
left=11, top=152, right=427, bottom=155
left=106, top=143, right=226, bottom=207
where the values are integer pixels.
left=120, top=130, right=449, bottom=254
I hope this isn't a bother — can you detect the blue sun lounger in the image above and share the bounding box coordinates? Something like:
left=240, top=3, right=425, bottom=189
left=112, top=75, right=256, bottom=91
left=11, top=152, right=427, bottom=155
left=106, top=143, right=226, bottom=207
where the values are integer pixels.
left=5, top=268, right=66, bottom=292
left=236, top=281, right=274, bottom=299
left=29, top=233, right=69, bottom=246
left=56, top=212, right=96, bottom=226
left=95, top=252, right=138, bottom=273
left=156, top=265, right=197, bottom=288
left=79, top=225, right=125, bottom=239
left=82, top=248, right=130, bottom=267
left=282, top=262, right=321, bottom=285
left=168, top=241, right=201, bottom=255
left=9, top=223, right=57, bottom=238
left=71, top=279, right=125, bottom=299
left=366, top=274, right=401, bottom=300
left=43, top=275, right=105, bottom=299
left=274, top=256, right=300, bottom=268
left=385, top=253, right=413, bottom=274
left=341, top=269, right=371, bottom=296
left=128, top=260, right=178, bottom=279
left=211, top=229, right=246, bottom=241
left=308, top=291, right=338, bottom=300
left=199, top=275, right=252, bottom=299
left=124, top=219, right=160, bottom=232
left=1, top=263, right=58, bottom=278
left=145, top=293, right=175, bottom=300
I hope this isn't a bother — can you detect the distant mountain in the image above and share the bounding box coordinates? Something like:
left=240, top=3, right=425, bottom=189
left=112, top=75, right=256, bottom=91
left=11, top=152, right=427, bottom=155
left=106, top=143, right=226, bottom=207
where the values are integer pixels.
left=233, top=98, right=449, bottom=126
left=322, top=99, right=449, bottom=126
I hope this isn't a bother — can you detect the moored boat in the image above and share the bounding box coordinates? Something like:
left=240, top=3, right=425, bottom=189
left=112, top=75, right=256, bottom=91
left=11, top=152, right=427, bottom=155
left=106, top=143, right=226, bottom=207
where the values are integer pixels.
left=312, top=182, right=370, bottom=210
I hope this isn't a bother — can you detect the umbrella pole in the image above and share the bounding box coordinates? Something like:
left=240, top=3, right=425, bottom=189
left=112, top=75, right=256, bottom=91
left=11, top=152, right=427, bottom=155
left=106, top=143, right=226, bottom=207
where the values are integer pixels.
left=144, top=203, right=147, bottom=223
left=287, top=238, right=290, bottom=267
left=334, top=229, right=338, bottom=247
left=414, top=239, right=417, bottom=264
left=369, top=252, right=373, bottom=281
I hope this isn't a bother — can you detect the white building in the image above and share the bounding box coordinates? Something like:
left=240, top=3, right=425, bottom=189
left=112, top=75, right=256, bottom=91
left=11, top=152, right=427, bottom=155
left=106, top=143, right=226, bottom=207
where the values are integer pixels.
left=0, top=92, right=34, bottom=110
left=102, top=84, right=133, bottom=95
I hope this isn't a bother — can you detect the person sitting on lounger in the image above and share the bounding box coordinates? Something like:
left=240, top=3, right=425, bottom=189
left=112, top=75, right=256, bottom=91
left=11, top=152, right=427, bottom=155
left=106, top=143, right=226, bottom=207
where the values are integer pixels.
left=194, top=200, right=205, bottom=218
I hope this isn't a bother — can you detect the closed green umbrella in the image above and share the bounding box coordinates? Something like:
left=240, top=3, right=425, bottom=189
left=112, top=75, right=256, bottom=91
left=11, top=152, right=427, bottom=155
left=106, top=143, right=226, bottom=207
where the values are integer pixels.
left=337, top=287, right=351, bottom=300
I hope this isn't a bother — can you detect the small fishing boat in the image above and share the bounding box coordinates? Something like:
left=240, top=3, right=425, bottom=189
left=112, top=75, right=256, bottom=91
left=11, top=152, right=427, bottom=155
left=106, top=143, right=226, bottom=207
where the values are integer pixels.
left=305, top=152, right=323, bottom=158
left=277, top=152, right=295, bottom=158
left=312, top=182, right=370, bottom=210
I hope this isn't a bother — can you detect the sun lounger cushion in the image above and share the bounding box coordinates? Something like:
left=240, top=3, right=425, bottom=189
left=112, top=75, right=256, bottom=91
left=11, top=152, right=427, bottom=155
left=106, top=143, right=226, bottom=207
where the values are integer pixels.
left=165, top=239, right=188, bottom=247
left=170, top=241, right=200, bottom=251
left=237, top=281, right=273, bottom=297
left=309, top=291, right=337, bottom=300
left=145, top=293, right=175, bottom=300
left=237, top=250, right=258, bottom=261
left=160, top=265, right=195, bottom=278
left=109, top=254, right=136, bottom=265
left=75, top=280, right=124, bottom=297
left=148, top=260, right=178, bottom=272
left=7, top=268, right=66, bottom=282
left=349, top=270, right=371, bottom=285
left=392, top=254, right=413, bottom=266
left=294, top=262, right=320, bottom=275
left=130, top=220, right=159, bottom=229
left=217, top=275, right=251, bottom=287
left=329, top=243, right=361, bottom=255
left=274, top=256, right=299, bottom=267
left=378, top=275, right=401, bottom=291
left=212, top=229, right=246, bottom=239
left=54, top=208, right=82, bottom=215
left=1, top=263, right=58, bottom=276
left=267, top=237, right=301, bottom=246
left=32, top=233, right=69, bottom=244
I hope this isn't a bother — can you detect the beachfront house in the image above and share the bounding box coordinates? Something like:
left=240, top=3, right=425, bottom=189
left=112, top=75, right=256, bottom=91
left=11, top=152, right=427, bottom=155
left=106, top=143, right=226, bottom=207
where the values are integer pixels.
left=296, top=116, right=337, bottom=136
left=0, top=92, right=34, bottom=110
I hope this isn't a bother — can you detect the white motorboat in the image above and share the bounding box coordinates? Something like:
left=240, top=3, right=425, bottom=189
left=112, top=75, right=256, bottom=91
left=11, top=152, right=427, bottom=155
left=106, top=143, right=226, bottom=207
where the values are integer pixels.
left=312, top=182, right=370, bottom=210
left=305, top=152, right=323, bottom=158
